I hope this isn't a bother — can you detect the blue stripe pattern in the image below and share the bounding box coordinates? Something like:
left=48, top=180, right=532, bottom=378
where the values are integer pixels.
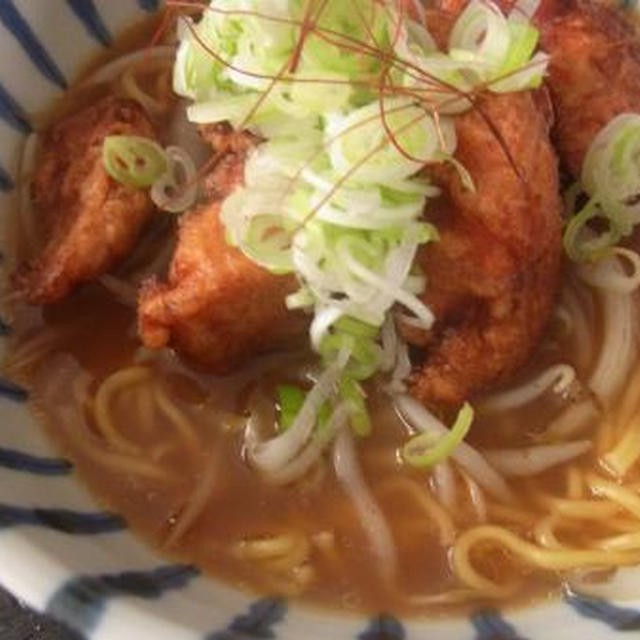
left=65, top=0, right=111, bottom=47
left=0, top=447, right=73, bottom=476
left=359, top=615, right=406, bottom=640
left=0, top=0, right=67, bottom=88
left=565, top=590, right=640, bottom=631
left=137, top=0, right=160, bottom=11
left=0, top=505, right=125, bottom=534
left=0, top=81, right=31, bottom=132
left=0, top=446, right=72, bottom=474
left=0, top=377, right=28, bottom=402
left=46, top=565, right=199, bottom=636
left=471, top=610, right=530, bottom=640
left=206, top=598, right=287, bottom=640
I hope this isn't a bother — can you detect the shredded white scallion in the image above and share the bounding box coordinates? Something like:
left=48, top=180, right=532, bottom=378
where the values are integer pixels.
left=173, top=0, right=551, bottom=483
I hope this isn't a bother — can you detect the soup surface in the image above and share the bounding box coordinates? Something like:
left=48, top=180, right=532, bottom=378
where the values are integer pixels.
left=3, top=2, right=640, bottom=618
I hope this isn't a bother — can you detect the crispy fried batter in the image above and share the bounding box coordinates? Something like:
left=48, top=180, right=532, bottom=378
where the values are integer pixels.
left=406, top=91, right=563, bottom=406
left=12, top=96, right=157, bottom=304
left=436, top=0, right=640, bottom=177
left=148, top=1, right=567, bottom=393
left=138, top=148, right=307, bottom=371
left=537, top=0, right=640, bottom=177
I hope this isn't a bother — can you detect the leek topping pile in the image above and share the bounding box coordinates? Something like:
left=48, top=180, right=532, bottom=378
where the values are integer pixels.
left=100, top=0, right=640, bottom=477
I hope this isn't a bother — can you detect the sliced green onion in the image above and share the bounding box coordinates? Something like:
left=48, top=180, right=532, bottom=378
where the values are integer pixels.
left=449, top=0, right=511, bottom=67
left=338, top=375, right=371, bottom=437
left=150, top=145, right=198, bottom=214
left=182, top=0, right=544, bottom=456
left=334, top=317, right=379, bottom=339
left=187, top=93, right=276, bottom=128
left=289, top=69, right=353, bottom=116
left=302, top=0, right=390, bottom=80
left=500, top=20, right=539, bottom=74
left=447, top=0, right=547, bottom=94
left=563, top=196, right=621, bottom=262
left=276, top=383, right=331, bottom=433
left=242, top=214, right=296, bottom=273
left=276, top=384, right=306, bottom=432
left=285, top=287, right=314, bottom=310
left=326, top=98, right=456, bottom=184
left=565, top=114, right=640, bottom=262
left=319, top=332, right=382, bottom=381
left=582, top=113, right=640, bottom=224
left=103, top=135, right=167, bottom=188
left=402, top=403, right=474, bottom=468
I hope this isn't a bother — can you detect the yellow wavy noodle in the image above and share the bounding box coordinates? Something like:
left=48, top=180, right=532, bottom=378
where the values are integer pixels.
left=593, top=530, right=640, bottom=551
left=231, top=533, right=315, bottom=596
left=535, top=494, right=620, bottom=519
left=602, top=416, right=640, bottom=478
left=4, top=327, right=67, bottom=373
left=261, top=537, right=310, bottom=574
left=485, top=502, right=537, bottom=527
left=565, top=465, right=584, bottom=500
left=73, top=431, right=173, bottom=482
left=452, top=525, right=640, bottom=598
left=376, top=476, right=456, bottom=545
left=598, top=517, right=640, bottom=534
left=232, top=534, right=309, bottom=565
left=595, top=416, right=617, bottom=457
left=153, top=382, right=200, bottom=451
left=93, top=366, right=151, bottom=453
left=587, top=474, right=640, bottom=519
left=533, top=515, right=569, bottom=549
left=164, top=450, right=219, bottom=548
left=136, top=384, right=156, bottom=433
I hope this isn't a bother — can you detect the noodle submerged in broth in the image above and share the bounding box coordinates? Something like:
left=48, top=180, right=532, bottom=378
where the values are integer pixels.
left=4, top=0, right=640, bottom=617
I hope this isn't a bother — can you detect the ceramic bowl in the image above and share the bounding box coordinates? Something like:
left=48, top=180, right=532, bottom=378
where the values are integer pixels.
left=1, top=1, right=640, bottom=638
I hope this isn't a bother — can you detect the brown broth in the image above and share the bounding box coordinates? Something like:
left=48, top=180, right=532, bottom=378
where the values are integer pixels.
left=2, top=11, right=632, bottom=619
left=4, top=278, right=596, bottom=616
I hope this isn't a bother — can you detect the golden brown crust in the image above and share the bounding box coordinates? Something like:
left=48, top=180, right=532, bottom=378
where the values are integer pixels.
left=137, top=141, right=307, bottom=371
left=539, top=0, right=640, bottom=177
left=13, top=96, right=157, bottom=304
left=137, top=198, right=306, bottom=372
left=436, top=0, right=640, bottom=177
left=407, top=91, right=563, bottom=406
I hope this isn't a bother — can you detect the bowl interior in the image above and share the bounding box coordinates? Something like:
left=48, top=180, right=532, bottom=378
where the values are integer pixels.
left=1, top=1, right=640, bottom=638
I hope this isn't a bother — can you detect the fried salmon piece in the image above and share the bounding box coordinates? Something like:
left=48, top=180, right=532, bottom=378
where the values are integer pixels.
left=12, top=96, right=157, bottom=304
left=406, top=91, right=563, bottom=406
left=536, top=0, right=640, bottom=177
left=138, top=152, right=306, bottom=371
left=434, top=0, right=640, bottom=177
